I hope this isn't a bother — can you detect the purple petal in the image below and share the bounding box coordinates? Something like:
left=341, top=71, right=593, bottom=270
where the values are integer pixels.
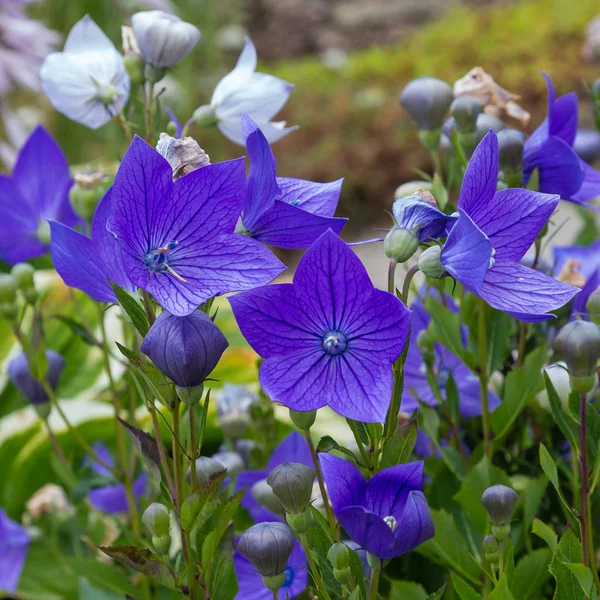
left=337, top=506, right=396, bottom=559
left=88, top=484, right=130, bottom=513
left=543, top=73, right=578, bottom=147
left=523, top=136, right=584, bottom=199
left=554, top=240, right=600, bottom=280
left=0, top=509, right=29, bottom=594
left=573, top=269, right=600, bottom=317
left=390, top=490, right=434, bottom=556
left=479, top=261, right=580, bottom=320
left=268, top=431, right=312, bottom=471
left=229, top=284, right=321, bottom=358
left=441, top=209, right=492, bottom=293
left=242, top=114, right=280, bottom=230
left=12, top=125, right=75, bottom=224
left=165, top=107, right=183, bottom=138
left=133, top=472, right=148, bottom=497
left=276, top=177, right=343, bottom=217
left=89, top=442, right=115, bottom=476
left=458, top=130, right=498, bottom=215
left=392, top=195, right=457, bottom=242
left=318, top=453, right=366, bottom=512
left=250, top=200, right=347, bottom=249
left=470, top=188, right=558, bottom=262
left=364, top=461, right=424, bottom=517
left=236, top=468, right=269, bottom=520
left=571, top=159, right=600, bottom=205
left=293, top=230, right=374, bottom=332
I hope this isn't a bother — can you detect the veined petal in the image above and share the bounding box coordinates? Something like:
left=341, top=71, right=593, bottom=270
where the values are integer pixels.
left=211, top=37, right=257, bottom=107
left=523, top=136, right=584, bottom=199
left=318, top=453, right=366, bottom=512
left=441, top=209, right=492, bottom=294
left=293, top=230, right=374, bottom=332
left=479, top=261, right=579, bottom=319
left=337, top=506, right=396, bottom=559
left=364, top=462, right=424, bottom=517
left=390, top=490, right=435, bottom=557
left=229, top=284, right=322, bottom=358
left=571, top=159, right=600, bottom=205
left=250, top=200, right=347, bottom=249
left=276, top=177, right=343, bottom=217
left=267, top=431, right=312, bottom=471
left=471, top=188, right=558, bottom=261
left=458, top=130, right=498, bottom=216
left=242, top=114, right=279, bottom=230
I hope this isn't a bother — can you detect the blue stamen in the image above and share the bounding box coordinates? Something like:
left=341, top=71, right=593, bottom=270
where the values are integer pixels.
left=322, top=330, right=348, bottom=356
left=144, top=240, right=179, bottom=273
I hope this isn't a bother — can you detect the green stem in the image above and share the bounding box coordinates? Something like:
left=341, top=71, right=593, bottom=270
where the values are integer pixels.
left=143, top=83, right=154, bottom=142
left=401, top=264, right=420, bottom=306
left=142, top=290, right=156, bottom=325
left=43, top=417, right=68, bottom=466
left=515, top=322, right=528, bottom=369
left=189, top=405, right=198, bottom=492
left=430, top=149, right=444, bottom=185
left=300, top=534, right=333, bottom=600
left=367, top=567, right=380, bottom=600
left=148, top=404, right=176, bottom=500
left=478, top=299, right=492, bottom=461
left=498, top=540, right=504, bottom=577
left=388, top=260, right=398, bottom=295
left=304, top=432, right=338, bottom=539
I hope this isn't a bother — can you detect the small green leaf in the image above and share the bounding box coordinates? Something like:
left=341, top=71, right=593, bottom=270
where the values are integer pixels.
left=110, top=282, right=149, bottom=336
left=446, top=372, right=460, bottom=422
left=180, top=471, right=226, bottom=532
left=539, top=443, right=575, bottom=519
left=564, top=563, right=595, bottom=597
left=380, top=419, right=418, bottom=468
left=451, top=573, right=483, bottom=600
left=489, top=575, right=515, bottom=600
left=316, top=435, right=359, bottom=462
left=118, top=417, right=163, bottom=482
left=51, top=315, right=98, bottom=346
left=98, top=546, right=173, bottom=588
left=549, top=528, right=586, bottom=600
left=425, top=584, right=447, bottom=600
left=532, top=518, right=558, bottom=552
left=510, top=548, right=552, bottom=600
left=389, top=580, right=428, bottom=600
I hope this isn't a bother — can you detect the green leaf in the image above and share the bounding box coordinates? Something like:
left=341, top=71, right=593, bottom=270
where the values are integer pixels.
left=589, top=440, right=600, bottom=493
left=446, top=372, right=460, bottom=422
left=489, top=575, right=515, bottom=600
left=389, top=580, right=428, bottom=600
left=564, top=563, right=595, bottom=597
left=549, top=528, right=586, bottom=600
left=522, top=476, right=549, bottom=532
left=69, top=558, right=142, bottom=599
left=317, top=435, right=360, bottom=462
left=110, top=282, right=149, bottom=336
left=347, top=547, right=368, bottom=599
left=532, top=518, right=558, bottom=552
left=451, top=572, right=483, bottom=600
left=491, top=346, right=547, bottom=440
left=511, top=548, right=553, bottom=600
left=432, top=172, right=448, bottom=210
left=118, top=416, right=163, bottom=482
left=417, top=510, right=480, bottom=584
left=51, top=315, right=98, bottom=346
left=544, top=372, right=578, bottom=452
left=98, top=546, right=173, bottom=588
left=380, top=419, right=417, bottom=468
left=425, top=584, right=447, bottom=600
left=303, top=521, right=343, bottom=598
left=180, top=470, right=226, bottom=531
left=78, top=578, right=123, bottom=600
left=453, top=456, right=511, bottom=533
left=207, top=530, right=238, bottom=600
left=50, top=452, right=78, bottom=493
left=539, top=443, right=575, bottom=519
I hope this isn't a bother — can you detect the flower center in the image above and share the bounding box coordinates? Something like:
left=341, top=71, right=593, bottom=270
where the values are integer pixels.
left=143, top=240, right=186, bottom=282
left=322, top=330, right=348, bottom=356
left=383, top=515, right=397, bottom=532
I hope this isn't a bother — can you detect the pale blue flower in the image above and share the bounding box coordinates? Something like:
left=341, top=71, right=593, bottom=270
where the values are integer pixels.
left=40, top=15, right=130, bottom=129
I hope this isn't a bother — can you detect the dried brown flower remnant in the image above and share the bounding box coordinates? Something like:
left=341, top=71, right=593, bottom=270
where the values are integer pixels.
left=582, top=17, right=600, bottom=63
left=454, top=67, right=530, bottom=127
left=557, top=259, right=586, bottom=288
left=156, top=133, right=211, bottom=179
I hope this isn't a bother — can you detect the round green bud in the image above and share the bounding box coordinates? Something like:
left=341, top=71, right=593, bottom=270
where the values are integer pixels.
left=187, top=456, right=226, bottom=485
left=552, top=320, right=600, bottom=380
left=399, top=77, right=453, bottom=132
left=267, top=462, right=316, bottom=515
left=491, top=524, right=511, bottom=541
left=144, top=64, right=166, bottom=84
left=418, top=128, right=442, bottom=152
left=11, top=263, right=35, bottom=291
left=142, top=502, right=171, bottom=537
left=286, top=510, right=312, bottom=535
left=587, top=287, right=600, bottom=326
left=177, top=383, right=204, bottom=406
left=0, top=273, right=18, bottom=303
left=327, top=542, right=350, bottom=570
left=418, top=245, right=445, bottom=279
left=262, top=573, right=285, bottom=591
left=69, top=187, right=102, bottom=222
left=152, top=534, right=172, bottom=555
left=384, top=226, right=420, bottom=263
left=570, top=374, right=596, bottom=394
left=451, top=95, right=482, bottom=135
left=366, top=552, right=381, bottom=571
left=481, top=484, right=518, bottom=528
left=94, top=84, right=119, bottom=106
left=417, top=330, right=435, bottom=366
left=482, top=534, right=498, bottom=554
left=124, top=54, right=146, bottom=84
left=36, top=221, right=51, bottom=246
left=289, top=408, right=317, bottom=431
left=394, top=180, right=433, bottom=200
left=166, top=121, right=178, bottom=137
left=251, top=479, right=285, bottom=516
left=193, top=104, right=218, bottom=128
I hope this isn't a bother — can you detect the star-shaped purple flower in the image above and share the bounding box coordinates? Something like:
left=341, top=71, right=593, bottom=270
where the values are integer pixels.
left=238, top=115, right=346, bottom=249
left=523, top=73, right=600, bottom=207
left=50, top=188, right=134, bottom=303
left=234, top=541, right=307, bottom=600
left=402, top=295, right=500, bottom=417
left=0, top=125, right=75, bottom=264
left=441, top=130, right=579, bottom=322
left=86, top=443, right=147, bottom=514
left=319, top=453, right=434, bottom=560
left=230, top=230, right=411, bottom=422
left=107, top=136, right=285, bottom=316
left=236, top=431, right=312, bottom=523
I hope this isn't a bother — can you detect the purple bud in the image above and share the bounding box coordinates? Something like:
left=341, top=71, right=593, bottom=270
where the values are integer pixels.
left=141, top=311, right=228, bottom=388
left=267, top=462, right=316, bottom=514
left=481, top=484, right=518, bottom=527
left=8, top=350, right=65, bottom=406
left=399, top=77, right=453, bottom=131
left=450, top=95, right=482, bottom=135
left=237, top=522, right=295, bottom=577
left=552, top=320, right=600, bottom=382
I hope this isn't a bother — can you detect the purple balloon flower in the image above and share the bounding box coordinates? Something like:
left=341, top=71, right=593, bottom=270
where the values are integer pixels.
left=234, top=540, right=307, bottom=600
left=440, top=130, right=579, bottom=322
left=523, top=74, right=600, bottom=207
left=320, top=454, right=434, bottom=560
left=141, top=310, right=229, bottom=387
left=0, top=508, right=30, bottom=593
left=402, top=296, right=500, bottom=417
left=236, top=431, right=312, bottom=523
left=86, top=443, right=147, bottom=514
left=107, top=136, right=285, bottom=316
left=50, top=188, right=135, bottom=303
left=0, top=125, right=75, bottom=264
left=230, top=230, right=411, bottom=422
left=238, top=114, right=346, bottom=249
